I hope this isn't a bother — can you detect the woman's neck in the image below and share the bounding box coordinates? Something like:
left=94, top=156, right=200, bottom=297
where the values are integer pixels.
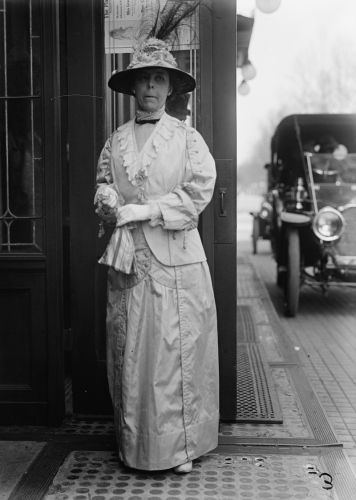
left=135, top=106, right=165, bottom=123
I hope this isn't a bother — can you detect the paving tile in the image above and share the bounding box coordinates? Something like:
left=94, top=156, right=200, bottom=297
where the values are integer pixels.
left=4, top=239, right=356, bottom=500
left=43, top=450, right=347, bottom=500
left=249, top=245, right=356, bottom=471
left=0, top=441, right=45, bottom=500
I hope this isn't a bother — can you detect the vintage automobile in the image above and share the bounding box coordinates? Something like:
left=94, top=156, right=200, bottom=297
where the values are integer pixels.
left=268, top=114, right=356, bottom=316
left=250, top=189, right=273, bottom=254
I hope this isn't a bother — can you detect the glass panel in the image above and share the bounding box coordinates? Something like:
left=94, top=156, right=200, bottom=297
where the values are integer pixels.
left=32, top=34, right=41, bottom=97
left=0, top=7, right=4, bottom=96
left=0, top=219, right=43, bottom=252
left=0, top=220, right=9, bottom=250
left=33, top=96, right=42, bottom=153
left=7, top=99, right=34, bottom=216
left=105, top=52, right=134, bottom=132
left=168, top=49, right=199, bottom=128
left=31, top=0, right=40, bottom=39
left=33, top=99, right=43, bottom=216
left=10, top=218, right=32, bottom=244
left=104, top=1, right=200, bottom=135
left=0, top=0, right=43, bottom=254
left=6, top=0, right=31, bottom=97
left=0, top=100, right=6, bottom=217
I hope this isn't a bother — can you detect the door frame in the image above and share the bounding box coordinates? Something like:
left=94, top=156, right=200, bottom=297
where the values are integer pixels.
left=201, top=0, right=237, bottom=420
left=0, top=0, right=65, bottom=425
left=66, top=0, right=111, bottom=414
left=42, top=0, right=66, bottom=425
left=67, top=0, right=237, bottom=419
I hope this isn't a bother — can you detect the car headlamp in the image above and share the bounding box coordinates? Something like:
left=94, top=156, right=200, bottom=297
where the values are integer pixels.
left=260, top=202, right=272, bottom=220
left=312, top=207, right=345, bottom=241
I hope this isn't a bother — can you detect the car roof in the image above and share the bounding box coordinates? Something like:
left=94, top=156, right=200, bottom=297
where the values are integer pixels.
left=271, top=113, right=356, bottom=157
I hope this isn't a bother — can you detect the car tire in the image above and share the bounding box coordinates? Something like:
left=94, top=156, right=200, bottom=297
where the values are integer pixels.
left=252, top=217, right=259, bottom=254
left=284, top=228, right=300, bottom=317
left=277, top=267, right=286, bottom=288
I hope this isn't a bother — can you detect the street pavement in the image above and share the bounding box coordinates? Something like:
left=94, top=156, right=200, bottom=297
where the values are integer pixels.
left=0, top=210, right=355, bottom=499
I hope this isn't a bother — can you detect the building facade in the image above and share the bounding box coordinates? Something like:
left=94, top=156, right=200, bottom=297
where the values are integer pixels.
left=0, top=0, right=237, bottom=425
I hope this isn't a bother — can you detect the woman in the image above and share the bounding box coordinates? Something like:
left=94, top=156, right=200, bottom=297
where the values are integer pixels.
left=95, top=34, right=219, bottom=473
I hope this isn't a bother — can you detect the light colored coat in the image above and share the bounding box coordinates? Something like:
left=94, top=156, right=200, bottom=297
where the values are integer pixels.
left=96, top=113, right=219, bottom=471
left=96, top=113, right=216, bottom=265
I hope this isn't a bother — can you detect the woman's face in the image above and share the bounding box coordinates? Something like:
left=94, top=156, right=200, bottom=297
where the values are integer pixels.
left=133, top=68, right=172, bottom=112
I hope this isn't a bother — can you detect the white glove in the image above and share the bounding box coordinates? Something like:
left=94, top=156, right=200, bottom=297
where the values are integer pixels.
left=94, top=185, right=119, bottom=222
left=94, top=184, right=119, bottom=208
left=116, top=204, right=154, bottom=227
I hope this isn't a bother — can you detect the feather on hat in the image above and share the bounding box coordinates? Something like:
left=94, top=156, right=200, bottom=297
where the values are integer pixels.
left=108, top=1, right=199, bottom=95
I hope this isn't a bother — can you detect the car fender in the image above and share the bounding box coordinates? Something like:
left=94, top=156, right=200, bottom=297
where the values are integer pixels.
left=280, top=211, right=312, bottom=227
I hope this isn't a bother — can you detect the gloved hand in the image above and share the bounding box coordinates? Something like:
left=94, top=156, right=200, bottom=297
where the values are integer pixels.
left=116, top=204, right=154, bottom=227
left=95, top=204, right=117, bottom=223
left=94, top=184, right=119, bottom=223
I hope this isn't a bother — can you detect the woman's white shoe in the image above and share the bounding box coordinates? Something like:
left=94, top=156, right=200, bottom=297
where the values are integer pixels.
left=173, top=461, right=193, bottom=474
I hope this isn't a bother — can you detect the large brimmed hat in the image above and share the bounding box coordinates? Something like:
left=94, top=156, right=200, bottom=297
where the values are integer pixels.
left=108, top=38, right=196, bottom=95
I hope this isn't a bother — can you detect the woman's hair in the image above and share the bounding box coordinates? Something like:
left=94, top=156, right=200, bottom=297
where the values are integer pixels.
left=165, top=92, right=190, bottom=121
left=167, top=71, right=179, bottom=95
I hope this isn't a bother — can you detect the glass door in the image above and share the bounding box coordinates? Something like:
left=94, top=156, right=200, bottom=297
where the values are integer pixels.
left=0, top=0, right=64, bottom=425
left=103, top=0, right=200, bottom=133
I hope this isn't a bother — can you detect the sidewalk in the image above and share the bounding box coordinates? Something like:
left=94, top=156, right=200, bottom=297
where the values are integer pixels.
left=248, top=221, right=356, bottom=473
left=1, top=212, right=356, bottom=499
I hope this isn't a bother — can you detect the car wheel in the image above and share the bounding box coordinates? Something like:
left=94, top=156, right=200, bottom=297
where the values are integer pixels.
left=277, top=266, right=286, bottom=288
left=252, top=217, right=259, bottom=254
left=284, top=228, right=300, bottom=317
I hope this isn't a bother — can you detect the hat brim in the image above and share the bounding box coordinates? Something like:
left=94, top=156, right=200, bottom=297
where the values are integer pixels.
left=108, top=64, right=196, bottom=95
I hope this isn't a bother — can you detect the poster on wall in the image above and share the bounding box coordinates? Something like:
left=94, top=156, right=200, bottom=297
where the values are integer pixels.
left=104, top=0, right=199, bottom=54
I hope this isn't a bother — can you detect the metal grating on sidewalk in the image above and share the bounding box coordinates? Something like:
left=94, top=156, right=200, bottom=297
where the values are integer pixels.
left=237, top=304, right=257, bottom=342
left=236, top=343, right=283, bottom=423
left=43, top=449, right=343, bottom=500
left=235, top=306, right=283, bottom=423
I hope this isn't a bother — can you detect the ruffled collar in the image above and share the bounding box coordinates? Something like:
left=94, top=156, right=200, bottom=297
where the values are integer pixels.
left=117, top=113, right=182, bottom=189
left=135, top=106, right=165, bottom=123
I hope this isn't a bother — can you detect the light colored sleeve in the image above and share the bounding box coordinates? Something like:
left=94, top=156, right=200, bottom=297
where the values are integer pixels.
left=149, top=128, right=216, bottom=231
left=96, top=134, right=114, bottom=186
left=95, top=134, right=118, bottom=224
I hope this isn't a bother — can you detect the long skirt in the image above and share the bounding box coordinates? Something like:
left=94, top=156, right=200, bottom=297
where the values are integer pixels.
left=106, top=227, right=219, bottom=471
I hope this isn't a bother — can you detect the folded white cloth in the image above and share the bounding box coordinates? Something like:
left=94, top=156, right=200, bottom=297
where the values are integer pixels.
left=98, top=224, right=137, bottom=274
left=95, top=184, right=137, bottom=274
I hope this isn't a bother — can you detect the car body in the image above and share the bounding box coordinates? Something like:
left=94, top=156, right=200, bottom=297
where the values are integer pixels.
left=268, top=113, right=356, bottom=316
left=250, top=191, right=273, bottom=254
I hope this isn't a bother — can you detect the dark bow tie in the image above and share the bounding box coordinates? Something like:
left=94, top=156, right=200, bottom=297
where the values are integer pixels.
left=135, top=118, right=160, bottom=125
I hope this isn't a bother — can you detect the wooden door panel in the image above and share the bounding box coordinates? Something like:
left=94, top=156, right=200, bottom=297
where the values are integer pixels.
left=0, top=265, right=47, bottom=423
left=0, top=0, right=64, bottom=425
